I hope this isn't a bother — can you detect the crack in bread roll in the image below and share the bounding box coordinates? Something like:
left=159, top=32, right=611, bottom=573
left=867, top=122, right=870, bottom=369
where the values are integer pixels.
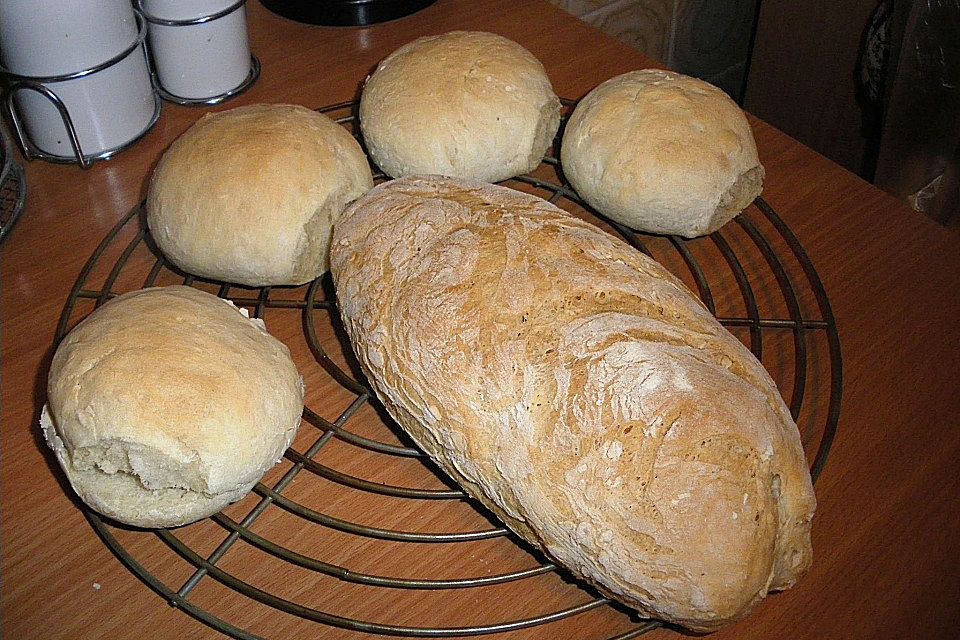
left=42, top=286, right=304, bottom=528
left=359, top=31, right=561, bottom=183
left=330, top=175, right=815, bottom=631
left=147, top=103, right=374, bottom=287
left=561, top=70, right=764, bottom=238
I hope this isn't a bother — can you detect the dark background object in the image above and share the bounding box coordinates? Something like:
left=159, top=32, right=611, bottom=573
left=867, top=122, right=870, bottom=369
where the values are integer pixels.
left=871, top=0, right=960, bottom=226
left=744, top=0, right=880, bottom=177
left=745, top=0, right=959, bottom=227
left=260, top=0, right=436, bottom=26
left=548, top=0, right=761, bottom=104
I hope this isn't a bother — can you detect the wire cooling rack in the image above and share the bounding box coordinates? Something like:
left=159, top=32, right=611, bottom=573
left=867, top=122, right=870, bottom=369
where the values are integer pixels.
left=54, top=100, right=841, bottom=639
left=1, top=122, right=27, bottom=244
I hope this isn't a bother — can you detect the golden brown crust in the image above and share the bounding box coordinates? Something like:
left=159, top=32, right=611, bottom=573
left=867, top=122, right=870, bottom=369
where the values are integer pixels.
left=359, top=31, right=561, bottom=183
left=43, top=286, right=304, bottom=528
left=331, top=176, right=815, bottom=631
left=147, top=104, right=373, bottom=287
left=561, top=70, right=764, bottom=238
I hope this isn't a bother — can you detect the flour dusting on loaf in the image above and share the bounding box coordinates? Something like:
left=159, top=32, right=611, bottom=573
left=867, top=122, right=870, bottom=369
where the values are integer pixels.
left=330, top=176, right=815, bottom=631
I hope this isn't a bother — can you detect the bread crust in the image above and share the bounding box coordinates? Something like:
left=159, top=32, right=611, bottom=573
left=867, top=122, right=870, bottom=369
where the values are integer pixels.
left=147, top=104, right=373, bottom=287
left=359, top=31, right=561, bottom=183
left=561, top=70, right=764, bottom=238
left=43, top=286, right=304, bottom=528
left=331, top=176, right=815, bottom=631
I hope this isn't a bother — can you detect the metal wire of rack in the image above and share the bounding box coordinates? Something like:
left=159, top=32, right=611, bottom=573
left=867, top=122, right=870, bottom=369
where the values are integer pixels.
left=1, top=122, right=27, bottom=244
left=52, top=99, right=842, bottom=639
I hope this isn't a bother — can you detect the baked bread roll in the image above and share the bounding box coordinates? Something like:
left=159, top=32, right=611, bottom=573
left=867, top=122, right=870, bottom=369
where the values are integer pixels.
left=359, top=31, right=561, bottom=183
left=147, top=103, right=373, bottom=287
left=561, top=70, right=764, bottom=238
left=41, top=286, right=303, bottom=528
left=330, top=176, right=815, bottom=631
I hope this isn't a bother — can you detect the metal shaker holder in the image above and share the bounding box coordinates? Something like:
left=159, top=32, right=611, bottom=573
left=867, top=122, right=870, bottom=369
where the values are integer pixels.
left=0, top=11, right=161, bottom=168
left=136, top=0, right=260, bottom=106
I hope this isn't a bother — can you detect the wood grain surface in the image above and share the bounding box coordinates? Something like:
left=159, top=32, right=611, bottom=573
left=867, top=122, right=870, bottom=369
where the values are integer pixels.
left=2, top=1, right=959, bottom=639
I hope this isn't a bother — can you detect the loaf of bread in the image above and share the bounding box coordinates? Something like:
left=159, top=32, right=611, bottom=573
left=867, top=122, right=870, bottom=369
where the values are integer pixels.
left=147, top=103, right=373, bottom=287
left=561, top=70, right=764, bottom=238
left=42, top=286, right=304, bottom=528
left=330, top=176, right=815, bottom=631
left=359, top=31, right=561, bottom=183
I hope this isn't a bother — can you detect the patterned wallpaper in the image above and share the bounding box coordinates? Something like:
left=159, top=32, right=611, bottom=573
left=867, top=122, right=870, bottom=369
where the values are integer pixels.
left=550, top=0, right=757, bottom=101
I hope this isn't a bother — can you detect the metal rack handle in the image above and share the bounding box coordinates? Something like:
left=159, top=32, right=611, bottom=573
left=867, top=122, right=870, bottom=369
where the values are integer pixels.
left=135, top=0, right=248, bottom=26
left=0, top=10, right=149, bottom=83
left=0, top=10, right=158, bottom=168
left=4, top=81, right=88, bottom=167
left=135, top=0, right=259, bottom=106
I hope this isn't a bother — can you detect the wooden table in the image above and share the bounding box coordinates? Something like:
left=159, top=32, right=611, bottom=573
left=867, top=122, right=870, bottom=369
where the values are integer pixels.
left=3, top=1, right=958, bottom=638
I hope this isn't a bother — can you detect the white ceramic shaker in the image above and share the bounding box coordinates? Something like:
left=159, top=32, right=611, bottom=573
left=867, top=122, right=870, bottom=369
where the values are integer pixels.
left=140, top=0, right=255, bottom=102
left=0, top=0, right=158, bottom=162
